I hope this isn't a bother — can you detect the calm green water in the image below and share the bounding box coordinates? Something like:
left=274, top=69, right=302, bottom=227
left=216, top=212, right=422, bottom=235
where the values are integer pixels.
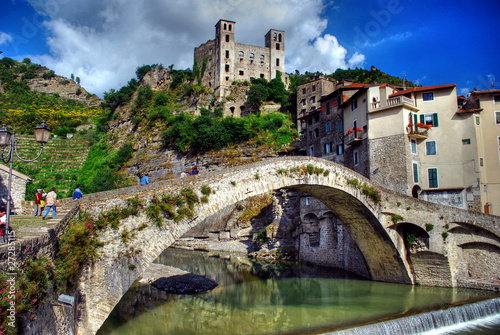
left=98, top=248, right=495, bottom=335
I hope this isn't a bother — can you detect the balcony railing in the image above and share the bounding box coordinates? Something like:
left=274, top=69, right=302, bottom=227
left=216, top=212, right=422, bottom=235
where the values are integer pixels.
left=371, top=96, right=415, bottom=110
left=344, top=130, right=363, bottom=145
left=406, top=124, right=429, bottom=139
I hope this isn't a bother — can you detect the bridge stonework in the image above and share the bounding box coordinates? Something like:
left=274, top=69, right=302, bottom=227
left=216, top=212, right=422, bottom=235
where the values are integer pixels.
left=73, top=157, right=499, bottom=334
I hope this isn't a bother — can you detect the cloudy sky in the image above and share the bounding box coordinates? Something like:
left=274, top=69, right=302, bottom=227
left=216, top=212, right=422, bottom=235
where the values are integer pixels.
left=1, top=0, right=499, bottom=97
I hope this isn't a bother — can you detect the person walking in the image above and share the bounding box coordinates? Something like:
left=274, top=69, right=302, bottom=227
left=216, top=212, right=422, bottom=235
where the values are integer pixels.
left=0, top=205, right=6, bottom=242
left=190, top=166, right=199, bottom=176
left=72, top=184, right=83, bottom=200
left=43, top=187, right=57, bottom=220
left=34, top=189, right=44, bottom=216
left=140, top=173, right=150, bottom=185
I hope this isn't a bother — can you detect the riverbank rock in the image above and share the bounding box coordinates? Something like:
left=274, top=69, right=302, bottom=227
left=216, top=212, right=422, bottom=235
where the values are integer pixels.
left=139, top=263, right=218, bottom=294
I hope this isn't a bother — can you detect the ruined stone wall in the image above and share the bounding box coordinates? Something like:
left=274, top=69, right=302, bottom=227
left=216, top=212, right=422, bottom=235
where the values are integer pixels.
left=297, top=195, right=370, bottom=278
left=368, top=134, right=410, bottom=195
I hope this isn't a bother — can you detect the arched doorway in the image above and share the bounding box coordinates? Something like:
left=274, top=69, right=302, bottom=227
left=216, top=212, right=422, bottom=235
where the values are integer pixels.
left=412, top=185, right=421, bottom=199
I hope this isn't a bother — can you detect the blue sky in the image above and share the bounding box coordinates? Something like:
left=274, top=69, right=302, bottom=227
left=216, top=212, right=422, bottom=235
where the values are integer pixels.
left=1, top=0, right=499, bottom=97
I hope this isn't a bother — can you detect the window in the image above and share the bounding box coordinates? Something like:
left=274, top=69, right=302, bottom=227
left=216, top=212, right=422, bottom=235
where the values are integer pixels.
left=225, top=64, right=230, bottom=72
left=276, top=43, right=280, bottom=50
left=301, top=99, right=306, bottom=106
left=239, top=70, right=244, bottom=75
left=309, top=146, right=314, bottom=156
left=308, top=118, right=312, bottom=125
left=314, top=128, right=319, bottom=137
left=260, top=55, right=264, bottom=61
left=411, top=139, right=417, bottom=154
left=224, top=23, right=227, bottom=30
left=326, top=103, right=331, bottom=115
left=250, top=53, right=254, bottom=59
left=305, top=197, right=311, bottom=205
left=310, top=96, right=316, bottom=103
left=496, top=111, right=500, bottom=124
left=229, top=24, right=232, bottom=31
left=462, top=139, right=471, bottom=145
left=278, top=33, right=282, bottom=42
left=480, top=158, right=484, bottom=166
left=475, top=116, right=480, bottom=125
left=302, top=88, right=306, bottom=94
left=413, top=163, right=419, bottom=183
left=225, top=34, right=229, bottom=42
left=494, top=95, right=500, bottom=103
left=238, top=51, right=244, bottom=57
left=276, top=58, right=280, bottom=66
left=421, top=113, right=439, bottom=127
left=352, top=99, right=358, bottom=111
left=260, top=73, right=264, bottom=78
left=326, top=121, right=331, bottom=132
left=225, top=76, right=229, bottom=81
left=423, top=92, right=434, bottom=101
left=354, top=150, right=359, bottom=166
left=336, top=143, right=344, bottom=155
left=312, top=85, right=316, bottom=92
left=338, top=121, right=342, bottom=133
left=484, top=185, right=487, bottom=193
left=225, top=50, right=229, bottom=58
left=325, top=142, right=332, bottom=154
left=426, top=141, right=436, bottom=155
left=314, top=114, right=319, bottom=122
left=428, top=168, right=438, bottom=188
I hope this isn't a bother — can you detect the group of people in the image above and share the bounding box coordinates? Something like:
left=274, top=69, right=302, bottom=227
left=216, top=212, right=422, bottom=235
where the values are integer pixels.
left=180, top=165, right=199, bottom=178
left=33, top=184, right=83, bottom=220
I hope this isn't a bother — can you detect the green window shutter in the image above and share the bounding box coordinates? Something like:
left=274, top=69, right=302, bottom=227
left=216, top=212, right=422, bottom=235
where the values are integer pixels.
left=414, top=114, right=418, bottom=125
left=420, top=114, right=425, bottom=123
left=433, top=113, right=439, bottom=127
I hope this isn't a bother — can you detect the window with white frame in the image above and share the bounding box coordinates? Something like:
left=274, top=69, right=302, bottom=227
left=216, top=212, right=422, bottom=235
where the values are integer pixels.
left=413, top=162, right=419, bottom=183
left=421, top=113, right=439, bottom=127
left=475, top=116, right=480, bottom=125
left=352, top=98, right=358, bottom=111
left=428, top=168, right=438, bottom=188
left=325, top=142, right=331, bottom=154
left=326, top=121, right=331, bottom=132
left=411, top=139, right=417, bottom=154
left=336, top=143, right=344, bottom=155
left=305, top=197, right=311, bottom=205
left=426, top=141, right=437, bottom=155
left=354, top=150, right=359, bottom=166
left=496, top=111, right=500, bottom=124
left=423, top=92, right=434, bottom=101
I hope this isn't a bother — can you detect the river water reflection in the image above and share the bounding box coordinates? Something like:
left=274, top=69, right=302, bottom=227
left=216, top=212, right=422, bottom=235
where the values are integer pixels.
left=98, top=248, right=495, bottom=335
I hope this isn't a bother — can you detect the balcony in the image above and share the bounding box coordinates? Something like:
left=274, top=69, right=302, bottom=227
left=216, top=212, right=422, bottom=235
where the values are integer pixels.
left=345, top=129, right=363, bottom=145
left=370, top=96, right=416, bottom=112
left=406, top=124, right=430, bottom=139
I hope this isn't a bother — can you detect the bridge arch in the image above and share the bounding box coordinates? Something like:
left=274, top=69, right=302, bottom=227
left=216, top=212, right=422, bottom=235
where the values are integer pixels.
left=75, top=157, right=499, bottom=334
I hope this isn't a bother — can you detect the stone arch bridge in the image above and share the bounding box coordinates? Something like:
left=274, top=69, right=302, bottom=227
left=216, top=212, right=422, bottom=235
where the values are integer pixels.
left=75, top=156, right=499, bottom=334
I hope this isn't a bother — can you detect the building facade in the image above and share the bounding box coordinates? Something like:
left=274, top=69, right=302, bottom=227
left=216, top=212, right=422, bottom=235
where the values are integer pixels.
left=194, top=19, right=285, bottom=103
left=461, top=89, right=500, bottom=215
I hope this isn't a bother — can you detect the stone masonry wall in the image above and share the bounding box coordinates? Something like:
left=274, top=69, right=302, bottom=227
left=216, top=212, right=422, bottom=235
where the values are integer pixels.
left=369, top=134, right=410, bottom=195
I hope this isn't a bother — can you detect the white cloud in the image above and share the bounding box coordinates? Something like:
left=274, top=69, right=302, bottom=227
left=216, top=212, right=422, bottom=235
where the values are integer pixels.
left=0, top=32, right=13, bottom=46
left=361, top=31, right=412, bottom=48
left=459, top=88, right=469, bottom=96
left=27, top=0, right=364, bottom=96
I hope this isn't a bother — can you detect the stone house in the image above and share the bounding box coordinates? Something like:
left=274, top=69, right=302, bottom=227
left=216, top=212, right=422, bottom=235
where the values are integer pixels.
left=460, top=89, right=500, bottom=215
left=302, top=82, right=482, bottom=211
left=0, top=164, right=31, bottom=214
left=194, top=19, right=286, bottom=116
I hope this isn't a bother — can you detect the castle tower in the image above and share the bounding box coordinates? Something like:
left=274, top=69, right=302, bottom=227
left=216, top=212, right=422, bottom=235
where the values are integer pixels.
left=265, top=29, right=285, bottom=80
left=214, top=19, right=236, bottom=97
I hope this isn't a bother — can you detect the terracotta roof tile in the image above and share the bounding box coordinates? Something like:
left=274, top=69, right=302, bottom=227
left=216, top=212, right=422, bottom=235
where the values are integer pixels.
left=389, top=84, right=456, bottom=98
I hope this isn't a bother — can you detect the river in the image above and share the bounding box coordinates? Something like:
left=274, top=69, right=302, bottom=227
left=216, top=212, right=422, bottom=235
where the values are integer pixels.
left=98, top=248, right=499, bottom=335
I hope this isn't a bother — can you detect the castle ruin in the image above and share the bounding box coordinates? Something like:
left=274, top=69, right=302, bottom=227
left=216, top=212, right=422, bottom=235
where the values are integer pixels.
left=194, top=19, right=285, bottom=116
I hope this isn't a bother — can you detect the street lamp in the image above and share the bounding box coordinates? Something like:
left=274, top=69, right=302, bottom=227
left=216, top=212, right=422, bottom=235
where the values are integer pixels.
left=0, top=121, right=51, bottom=242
